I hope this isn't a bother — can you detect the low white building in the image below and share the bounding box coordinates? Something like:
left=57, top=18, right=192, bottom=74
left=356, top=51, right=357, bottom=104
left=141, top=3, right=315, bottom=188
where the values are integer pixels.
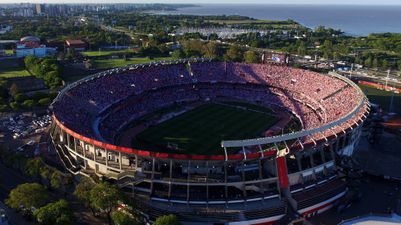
left=15, top=44, right=57, bottom=57
left=0, top=25, right=12, bottom=35
left=15, top=36, right=57, bottom=57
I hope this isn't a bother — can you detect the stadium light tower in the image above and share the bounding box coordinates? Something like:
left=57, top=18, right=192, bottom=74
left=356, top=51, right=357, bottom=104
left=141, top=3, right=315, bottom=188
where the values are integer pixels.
left=383, top=68, right=396, bottom=113
left=349, top=63, right=354, bottom=80
left=385, top=69, right=390, bottom=90
left=389, top=80, right=396, bottom=113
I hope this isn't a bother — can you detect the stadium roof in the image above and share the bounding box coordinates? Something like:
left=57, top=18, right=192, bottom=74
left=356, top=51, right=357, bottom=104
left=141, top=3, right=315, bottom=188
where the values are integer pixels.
left=0, top=40, right=18, bottom=44
left=20, top=36, right=40, bottom=42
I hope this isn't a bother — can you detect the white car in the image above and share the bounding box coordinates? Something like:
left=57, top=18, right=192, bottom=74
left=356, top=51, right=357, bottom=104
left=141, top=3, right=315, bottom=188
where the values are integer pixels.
left=12, top=133, right=20, bottom=139
left=0, top=209, right=9, bottom=225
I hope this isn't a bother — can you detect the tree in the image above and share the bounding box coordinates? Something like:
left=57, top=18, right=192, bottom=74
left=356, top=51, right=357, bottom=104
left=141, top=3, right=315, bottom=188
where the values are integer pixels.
left=202, top=42, right=218, bottom=59
left=112, top=210, right=139, bottom=225
left=44, top=71, right=62, bottom=89
left=90, top=182, right=121, bottom=225
left=66, top=48, right=76, bottom=60
left=24, top=56, right=63, bottom=89
left=224, top=45, right=243, bottom=62
left=0, top=103, right=7, bottom=111
left=381, top=59, right=389, bottom=70
left=9, top=101, right=19, bottom=110
left=9, top=83, right=20, bottom=97
left=50, top=170, right=62, bottom=190
left=142, top=45, right=165, bottom=57
left=373, top=58, right=379, bottom=68
left=321, top=40, right=333, bottom=59
left=297, top=41, right=307, bottom=55
left=333, top=52, right=340, bottom=60
left=243, top=50, right=259, bottom=63
left=6, top=183, right=48, bottom=214
left=14, top=93, right=27, bottom=103
left=22, top=99, right=35, bottom=108
left=24, top=55, right=40, bottom=69
left=25, top=158, right=44, bottom=178
left=40, top=167, right=51, bottom=181
left=364, top=57, right=373, bottom=68
left=73, top=176, right=97, bottom=216
left=34, top=199, right=74, bottom=225
left=355, top=57, right=362, bottom=65
left=38, top=97, right=51, bottom=106
left=171, top=49, right=185, bottom=59
left=153, top=214, right=182, bottom=225
left=182, top=40, right=203, bottom=58
left=74, top=177, right=95, bottom=207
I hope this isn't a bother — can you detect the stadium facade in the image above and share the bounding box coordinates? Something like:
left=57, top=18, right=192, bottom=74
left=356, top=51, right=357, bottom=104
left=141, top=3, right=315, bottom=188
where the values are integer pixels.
left=49, top=59, right=370, bottom=224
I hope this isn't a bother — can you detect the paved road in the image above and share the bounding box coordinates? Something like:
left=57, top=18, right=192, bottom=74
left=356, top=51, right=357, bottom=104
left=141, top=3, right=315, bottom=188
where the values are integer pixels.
left=310, top=132, right=401, bottom=224
left=353, top=133, right=401, bottom=180
left=311, top=176, right=401, bottom=225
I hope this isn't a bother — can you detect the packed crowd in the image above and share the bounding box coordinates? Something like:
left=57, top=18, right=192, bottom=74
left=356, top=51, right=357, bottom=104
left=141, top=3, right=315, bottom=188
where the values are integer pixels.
left=68, top=64, right=192, bottom=110
left=52, top=61, right=365, bottom=147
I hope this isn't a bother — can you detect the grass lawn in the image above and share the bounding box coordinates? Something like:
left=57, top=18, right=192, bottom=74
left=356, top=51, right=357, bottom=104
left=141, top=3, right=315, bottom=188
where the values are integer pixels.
left=359, top=84, right=401, bottom=114
left=92, top=57, right=173, bottom=69
left=81, top=49, right=134, bottom=57
left=132, top=103, right=278, bottom=155
left=0, top=67, right=30, bottom=78
left=5, top=49, right=14, bottom=55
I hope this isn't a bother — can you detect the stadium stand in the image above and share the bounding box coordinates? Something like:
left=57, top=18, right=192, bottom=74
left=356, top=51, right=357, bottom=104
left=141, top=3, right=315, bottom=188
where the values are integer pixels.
left=50, top=59, right=370, bottom=225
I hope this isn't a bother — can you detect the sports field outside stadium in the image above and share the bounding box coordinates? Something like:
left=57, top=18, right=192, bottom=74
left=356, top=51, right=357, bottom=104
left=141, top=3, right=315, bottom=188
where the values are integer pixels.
left=358, top=84, right=401, bottom=114
left=132, top=103, right=279, bottom=155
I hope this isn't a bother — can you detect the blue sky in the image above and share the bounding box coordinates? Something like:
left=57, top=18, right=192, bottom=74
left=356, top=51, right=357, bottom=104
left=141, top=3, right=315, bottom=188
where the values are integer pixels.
left=1, top=0, right=401, bottom=4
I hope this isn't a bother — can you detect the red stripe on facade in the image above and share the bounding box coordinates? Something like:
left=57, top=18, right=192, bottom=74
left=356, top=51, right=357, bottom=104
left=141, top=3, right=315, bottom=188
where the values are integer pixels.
left=300, top=192, right=345, bottom=217
left=276, top=156, right=289, bottom=188
left=52, top=115, right=275, bottom=161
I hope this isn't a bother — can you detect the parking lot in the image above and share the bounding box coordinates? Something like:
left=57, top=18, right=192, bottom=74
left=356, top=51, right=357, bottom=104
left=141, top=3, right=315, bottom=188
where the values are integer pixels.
left=0, top=112, right=51, bottom=157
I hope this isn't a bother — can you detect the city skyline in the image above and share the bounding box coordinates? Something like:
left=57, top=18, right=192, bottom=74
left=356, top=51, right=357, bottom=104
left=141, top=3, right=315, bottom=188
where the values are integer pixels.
left=1, top=0, right=401, bottom=5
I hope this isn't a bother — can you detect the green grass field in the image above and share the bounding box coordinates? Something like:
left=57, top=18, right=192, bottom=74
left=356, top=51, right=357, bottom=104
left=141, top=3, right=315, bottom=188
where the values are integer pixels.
left=359, top=84, right=401, bottom=114
left=81, top=49, right=134, bottom=57
left=5, top=49, right=14, bottom=55
left=92, top=57, right=173, bottom=69
left=132, top=103, right=278, bottom=155
left=0, top=67, right=31, bottom=78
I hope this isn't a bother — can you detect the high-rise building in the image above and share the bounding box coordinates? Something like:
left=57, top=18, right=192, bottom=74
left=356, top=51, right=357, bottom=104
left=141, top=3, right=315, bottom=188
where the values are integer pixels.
left=35, top=4, right=44, bottom=15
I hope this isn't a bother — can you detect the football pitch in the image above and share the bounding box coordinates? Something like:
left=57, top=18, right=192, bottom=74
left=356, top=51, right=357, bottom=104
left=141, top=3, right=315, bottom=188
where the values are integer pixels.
left=132, top=103, right=278, bottom=155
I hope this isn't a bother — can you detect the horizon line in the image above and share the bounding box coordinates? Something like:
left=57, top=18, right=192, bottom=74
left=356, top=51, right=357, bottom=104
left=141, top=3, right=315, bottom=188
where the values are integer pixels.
left=1, top=2, right=401, bottom=6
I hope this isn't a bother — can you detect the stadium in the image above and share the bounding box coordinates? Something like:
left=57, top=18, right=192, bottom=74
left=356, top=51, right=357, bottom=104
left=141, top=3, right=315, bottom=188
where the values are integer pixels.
left=49, top=59, right=370, bottom=225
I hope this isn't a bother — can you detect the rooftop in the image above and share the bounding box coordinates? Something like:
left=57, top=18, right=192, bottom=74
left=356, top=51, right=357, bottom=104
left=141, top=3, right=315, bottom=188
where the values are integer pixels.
left=66, top=39, right=85, bottom=45
left=20, top=36, right=40, bottom=42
